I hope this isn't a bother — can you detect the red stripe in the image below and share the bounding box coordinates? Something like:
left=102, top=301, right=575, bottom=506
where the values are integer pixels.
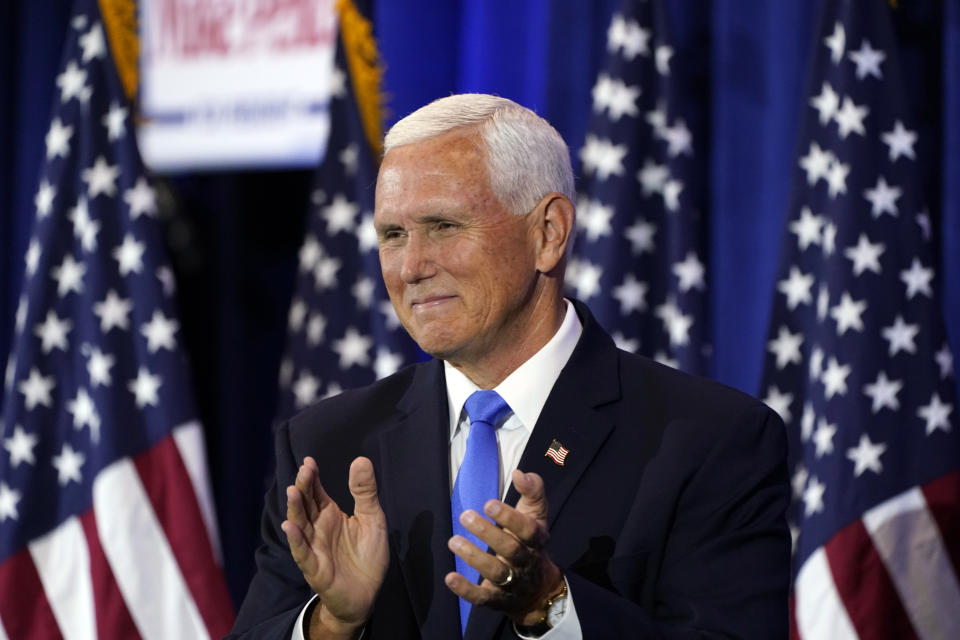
left=824, top=517, right=918, bottom=640
left=921, top=468, right=960, bottom=575
left=788, top=592, right=800, bottom=639
left=133, top=435, right=235, bottom=638
left=79, top=510, right=142, bottom=639
left=0, top=547, right=63, bottom=639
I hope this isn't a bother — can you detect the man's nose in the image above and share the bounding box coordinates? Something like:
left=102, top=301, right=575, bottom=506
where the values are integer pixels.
left=399, top=232, right=437, bottom=284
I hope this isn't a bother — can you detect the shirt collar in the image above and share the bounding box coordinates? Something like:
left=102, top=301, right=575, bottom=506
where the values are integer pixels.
left=444, top=299, right=583, bottom=440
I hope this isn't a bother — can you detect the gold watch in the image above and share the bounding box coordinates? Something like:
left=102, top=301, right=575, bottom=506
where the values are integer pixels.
left=515, top=579, right=568, bottom=637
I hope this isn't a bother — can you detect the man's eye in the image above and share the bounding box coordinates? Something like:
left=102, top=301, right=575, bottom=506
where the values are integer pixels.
left=434, top=221, right=457, bottom=231
left=380, top=229, right=405, bottom=242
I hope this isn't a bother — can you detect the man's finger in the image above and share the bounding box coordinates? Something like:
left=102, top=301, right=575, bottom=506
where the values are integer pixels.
left=459, top=509, right=527, bottom=565
left=482, top=499, right=549, bottom=550
left=294, top=458, right=323, bottom=522
left=444, top=571, right=497, bottom=607
left=448, top=533, right=515, bottom=585
left=348, top=456, right=384, bottom=520
left=511, top=470, right=548, bottom=521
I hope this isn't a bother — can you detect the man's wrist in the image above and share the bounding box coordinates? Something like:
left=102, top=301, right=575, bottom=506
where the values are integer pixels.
left=306, top=602, right=365, bottom=640
left=515, top=567, right=565, bottom=627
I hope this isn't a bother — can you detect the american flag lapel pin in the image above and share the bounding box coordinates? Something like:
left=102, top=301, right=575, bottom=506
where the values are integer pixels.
left=545, top=439, right=569, bottom=466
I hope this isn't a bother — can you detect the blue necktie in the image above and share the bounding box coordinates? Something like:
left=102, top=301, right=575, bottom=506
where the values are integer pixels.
left=451, top=390, right=512, bottom=635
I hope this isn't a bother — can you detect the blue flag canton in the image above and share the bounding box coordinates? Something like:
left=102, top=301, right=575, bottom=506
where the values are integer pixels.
left=759, top=2, right=959, bottom=567
left=276, top=44, right=419, bottom=420
left=0, top=1, right=196, bottom=558
left=568, top=0, right=708, bottom=374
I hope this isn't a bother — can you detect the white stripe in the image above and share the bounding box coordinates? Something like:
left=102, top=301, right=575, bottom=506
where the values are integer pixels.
left=794, top=547, right=859, bottom=640
left=93, top=458, right=210, bottom=640
left=863, top=487, right=960, bottom=640
left=0, top=609, right=11, bottom=640
left=172, top=421, right=224, bottom=564
left=28, top=516, right=96, bottom=640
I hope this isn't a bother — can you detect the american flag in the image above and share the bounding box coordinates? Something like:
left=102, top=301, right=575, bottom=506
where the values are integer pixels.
left=0, top=0, right=234, bottom=637
left=544, top=439, right=569, bottom=467
left=567, top=0, right=708, bottom=373
left=758, top=2, right=960, bottom=637
left=275, top=9, right=419, bottom=419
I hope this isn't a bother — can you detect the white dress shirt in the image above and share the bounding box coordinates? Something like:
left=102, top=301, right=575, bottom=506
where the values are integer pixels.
left=293, top=300, right=583, bottom=639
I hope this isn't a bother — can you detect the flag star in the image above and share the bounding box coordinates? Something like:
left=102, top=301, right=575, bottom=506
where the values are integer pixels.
left=916, top=210, right=931, bottom=240
left=141, top=310, right=179, bottom=353
left=578, top=200, right=614, bottom=241
left=817, top=284, right=830, bottom=322
left=52, top=444, right=85, bottom=486
left=821, top=357, right=851, bottom=399
left=67, top=388, right=101, bottom=442
left=34, top=310, right=72, bottom=353
left=673, top=252, right=705, bottom=292
left=612, top=274, right=648, bottom=315
left=332, top=328, right=373, bottom=369
left=311, top=189, right=327, bottom=206
left=917, top=393, right=953, bottom=435
left=822, top=222, right=837, bottom=255
left=45, top=118, right=74, bottom=159
left=339, top=144, right=359, bottom=175
left=863, top=371, right=902, bottom=413
left=580, top=135, right=628, bottom=180
left=4, top=426, right=38, bottom=468
left=113, top=233, right=145, bottom=275
left=813, top=418, right=837, bottom=457
left=379, top=300, right=403, bottom=331
left=833, top=97, right=869, bottom=139
left=323, top=382, right=343, bottom=400
left=35, top=180, right=56, bottom=217
left=156, top=266, right=176, bottom=296
left=352, top=277, right=375, bottom=309
left=612, top=332, right=639, bottom=353
left=69, top=198, right=100, bottom=252
left=824, top=22, right=846, bottom=63
left=0, top=483, right=22, bottom=521
left=292, top=371, right=320, bottom=408
left=51, top=254, right=86, bottom=297
left=809, top=83, right=840, bottom=125
left=830, top=292, right=867, bottom=335
left=809, top=346, right=824, bottom=382
left=778, top=266, right=814, bottom=310
left=328, top=67, right=346, bottom=98
left=935, top=344, right=954, bottom=379
left=82, top=156, right=120, bottom=198
left=792, top=464, right=809, bottom=499
left=658, top=120, right=693, bottom=157
left=625, top=219, right=656, bottom=255
left=87, top=347, right=115, bottom=387
left=826, top=158, right=850, bottom=197
left=848, top=39, right=885, bottom=79
left=637, top=159, right=669, bottom=196
left=655, top=44, right=673, bottom=75
left=298, top=236, right=322, bottom=272
left=288, top=298, right=307, bottom=332
left=881, top=315, right=919, bottom=356
left=102, top=101, right=128, bottom=140
left=373, top=348, right=404, bottom=380
left=881, top=120, right=917, bottom=162
left=798, top=142, right=833, bottom=185
left=25, top=240, right=41, bottom=278
left=844, top=234, right=884, bottom=276
left=124, top=177, right=158, bottom=219
left=592, top=75, right=640, bottom=121
left=356, top=214, right=378, bottom=252
left=567, top=259, right=603, bottom=300
left=847, top=434, right=886, bottom=477
left=863, top=176, right=901, bottom=218
left=655, top=300, right=693, bottom=347
left=645, top=103, right=667, bottom=135
left=79, top=22, right=106, bottom=61
left=306, top=313, right=327, bottom=346
left=768, top=326, right=803, bottom=370
left=763, top=385, right=794, bottom=423
left=313, top=256, right=342, bottom=290
left=56, top=60, right=88, bottom=103
left=654, top=351, right=680, bottom=369
left=662, top=179, right=683, bottom=211
left=18, top=368, right=55, bottom=410
left=278, top=358, right=293, bottom=387
left=4, top=356, right=15, bottom=393
left=323, top=195, right=359, bottom=235
left=93, top=290, right=132, bottom=332
left=803, top=476, right=826, bottom=517
left=71, top=15, right=88, bottom=29
left=789, top=207, right=823, bottom=250
left=128, top=367, right=162, bottom=408
left=801, top=403, right=816, bottom=442
left=899, top=258, right=933, bottom=299
left=607, top=15, right=650, bottom=60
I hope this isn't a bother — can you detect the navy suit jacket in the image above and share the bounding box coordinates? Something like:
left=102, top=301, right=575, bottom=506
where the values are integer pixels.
left=230, top=301, right=791, bottom=639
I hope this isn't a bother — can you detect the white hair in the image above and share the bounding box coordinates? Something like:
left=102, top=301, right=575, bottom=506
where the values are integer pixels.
left=383, top=94, right=575, bottom=215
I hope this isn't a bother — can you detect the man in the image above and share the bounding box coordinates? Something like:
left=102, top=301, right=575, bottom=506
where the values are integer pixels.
left=230, top=94, right=790, bottom=639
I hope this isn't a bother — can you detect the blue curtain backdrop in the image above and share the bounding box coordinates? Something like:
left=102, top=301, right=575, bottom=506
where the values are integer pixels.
left=2, top=0, right=958, bottom=607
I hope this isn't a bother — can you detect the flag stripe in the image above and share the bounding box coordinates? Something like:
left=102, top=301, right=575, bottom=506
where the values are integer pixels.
left=133, top=433, right=234, bottom=639
left=824, top=518, right=917, bottom=640
left=29, top=516, right=97, bottom=640
left=0, top=547, right=63, bottom=639
left=863, top=485, right=960, bottom=640
left=93, top=458, right=209, bottom=640
left=79, top=510, right=142, bottom=640
left=172, top=421, right=223, bottom=564
left=795, top=547, right=858, bottom=640
left=920, top=468, right=960, bottom=575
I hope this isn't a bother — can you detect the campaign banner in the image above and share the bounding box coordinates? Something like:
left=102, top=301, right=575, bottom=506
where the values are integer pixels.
left=138, top=0, right=337, bottom=171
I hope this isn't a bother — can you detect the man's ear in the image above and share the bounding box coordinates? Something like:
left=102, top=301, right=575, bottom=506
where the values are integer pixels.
left=534, top=193, right=575, bottom=274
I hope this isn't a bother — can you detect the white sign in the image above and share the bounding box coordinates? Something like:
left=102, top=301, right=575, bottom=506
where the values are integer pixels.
left=138, top=0, right=338, bottom=171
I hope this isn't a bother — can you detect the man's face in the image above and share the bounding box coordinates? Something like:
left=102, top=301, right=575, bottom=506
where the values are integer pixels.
left=374, top=130, right=542, bottom=368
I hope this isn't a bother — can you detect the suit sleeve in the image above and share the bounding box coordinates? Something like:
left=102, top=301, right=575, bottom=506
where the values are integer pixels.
left=571, top=403, right=791, bottom=640
left=226, top=421, right=316, bottom=640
